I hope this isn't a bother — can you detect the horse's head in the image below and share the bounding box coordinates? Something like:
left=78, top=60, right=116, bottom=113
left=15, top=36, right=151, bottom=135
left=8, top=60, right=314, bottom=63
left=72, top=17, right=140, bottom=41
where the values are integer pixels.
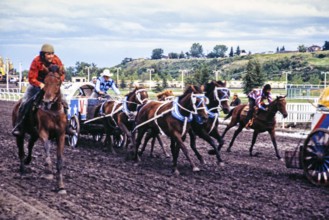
left=42, top=65, right=63, bottom=109
left=179, top=85, right=208, bottom=123
left=126, top=86, right=148, bottom=108
left=269, top=95, right=288, bottom=118
left=157, top=90, right=175, bottom=101
left=204, top=80, right=230, bottom=114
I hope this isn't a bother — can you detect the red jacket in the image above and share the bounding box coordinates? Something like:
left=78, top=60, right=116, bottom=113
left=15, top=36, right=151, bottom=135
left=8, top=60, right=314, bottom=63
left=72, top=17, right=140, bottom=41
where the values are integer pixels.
left=28, top=55, right=65, bottom=87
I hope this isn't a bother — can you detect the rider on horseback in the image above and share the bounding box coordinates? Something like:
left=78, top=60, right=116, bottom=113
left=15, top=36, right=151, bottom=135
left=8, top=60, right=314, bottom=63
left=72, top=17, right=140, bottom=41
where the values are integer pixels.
left=90, top=69, right=120, bottom=99
left=12, top=44, right=66, bottom=136
left=244, top=84, right=272, bottom=128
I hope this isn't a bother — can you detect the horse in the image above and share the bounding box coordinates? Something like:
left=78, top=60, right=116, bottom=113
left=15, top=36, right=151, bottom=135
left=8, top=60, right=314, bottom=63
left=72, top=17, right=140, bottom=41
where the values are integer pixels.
left=221, top=96, right=288, bottom=159
left=95, top=87, right=148, bottom=153
left=189, top=80, right=230, bottom=165
left=12, top=65, right=67, bottom=194
left=138, top=90, right=175, bottom=158
left=134, top=85, right=208, bottom=174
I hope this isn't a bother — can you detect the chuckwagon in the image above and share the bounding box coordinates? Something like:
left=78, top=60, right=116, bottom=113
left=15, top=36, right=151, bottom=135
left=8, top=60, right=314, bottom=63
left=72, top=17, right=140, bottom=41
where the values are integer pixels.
left=62, top=82, right=105, bottom=147
left=285, top=107, right=329, bottom=186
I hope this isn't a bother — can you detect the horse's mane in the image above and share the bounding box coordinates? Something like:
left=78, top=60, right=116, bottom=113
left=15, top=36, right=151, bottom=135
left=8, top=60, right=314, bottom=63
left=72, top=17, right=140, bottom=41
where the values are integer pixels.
left=204, top=81, right=226, bottom=97
left=127, top=86, right=145, bottom=97
left=179, top=85, right=202, bottom=99
left=156, top=90, right=173, bottom=100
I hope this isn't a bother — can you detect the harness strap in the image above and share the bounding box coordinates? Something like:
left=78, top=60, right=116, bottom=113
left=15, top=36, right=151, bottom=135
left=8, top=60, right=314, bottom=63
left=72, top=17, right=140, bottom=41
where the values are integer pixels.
left=208, top=113, right=219, bottom=134
left=84, top=103, right=123, bottom=124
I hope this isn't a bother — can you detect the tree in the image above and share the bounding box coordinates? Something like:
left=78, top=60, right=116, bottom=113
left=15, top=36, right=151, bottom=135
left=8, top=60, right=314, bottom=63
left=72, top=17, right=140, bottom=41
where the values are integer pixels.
left=187, top=64, right=212, bottom=86
left=179, top=51, right=185, bottom=59
left=212, top=44, right=228, bottom=58
left=323, top=41, right=329, bottom=50
left=298, top=45, right=307, bottom=52
left=229, top=47, right=234, bottom=57
left=168, top=52, right=179, bottom=59
left=280, top=46, right=285, bottom=52
left=120, top=78, right=127, bottom=89
left=151, top=48, right=164, bottom=59
left=276, top=47, right=279, bottom=53
left=235, top=46, right=241, bottom=56
left=242, top=59, right=265, bottom=95
left=190, top=43, right=203, bottom=58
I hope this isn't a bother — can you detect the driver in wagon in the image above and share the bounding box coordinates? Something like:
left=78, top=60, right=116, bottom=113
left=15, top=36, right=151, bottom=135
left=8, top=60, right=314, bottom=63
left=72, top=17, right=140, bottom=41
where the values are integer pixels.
left=91, top=69, right=120, bottom=99
left=12, top=43, right=66, bottom=137
left=244, top=84, right=273, bottom=128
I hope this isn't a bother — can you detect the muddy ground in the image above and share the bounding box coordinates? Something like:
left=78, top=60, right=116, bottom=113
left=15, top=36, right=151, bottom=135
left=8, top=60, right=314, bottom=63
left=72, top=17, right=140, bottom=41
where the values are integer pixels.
left=0, top=100, right=328, bottom=219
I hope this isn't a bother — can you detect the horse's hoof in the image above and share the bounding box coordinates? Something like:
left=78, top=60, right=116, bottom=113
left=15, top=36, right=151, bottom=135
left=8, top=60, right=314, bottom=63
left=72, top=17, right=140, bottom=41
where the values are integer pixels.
left=43, top=174, right=54, bottom=180
left=226, top=148, right=231, bottom=153
left=172, top=169, right=180, bottom=176
left=208, top=149, right=216, bottom=155
left=58, top=189, right=67, bottom=195
left=165, top=154, right=170, bottom=158
left=193, top=167, right=200, bottom=172
left=279, top=157, right=284, bottom=162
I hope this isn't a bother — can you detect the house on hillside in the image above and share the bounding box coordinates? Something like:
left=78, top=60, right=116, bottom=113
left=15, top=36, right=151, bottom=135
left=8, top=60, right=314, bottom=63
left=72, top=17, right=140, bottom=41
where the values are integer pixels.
left=307, top=45, right=322, bottom=52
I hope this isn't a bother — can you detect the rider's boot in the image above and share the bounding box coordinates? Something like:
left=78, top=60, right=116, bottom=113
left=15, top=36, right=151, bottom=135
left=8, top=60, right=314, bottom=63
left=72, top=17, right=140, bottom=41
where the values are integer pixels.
left=12, top=104, right=26, bottom=137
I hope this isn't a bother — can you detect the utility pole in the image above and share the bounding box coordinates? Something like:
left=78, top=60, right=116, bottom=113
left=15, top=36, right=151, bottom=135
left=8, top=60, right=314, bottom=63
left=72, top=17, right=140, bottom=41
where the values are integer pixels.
left=213, top=70, right=221, bottom=81
left=115, top=67, right=121, bottom=87
left=85, top=66, right=91, bottom=82
left=322, top=71, right=329, bottom=88
left=179, top=69, right=188, bottom=90
left=5, top=58, right=9, bottom=90
left=284, top=70, right=292, bottom=94
left=147, top=68, right=154, bottom=90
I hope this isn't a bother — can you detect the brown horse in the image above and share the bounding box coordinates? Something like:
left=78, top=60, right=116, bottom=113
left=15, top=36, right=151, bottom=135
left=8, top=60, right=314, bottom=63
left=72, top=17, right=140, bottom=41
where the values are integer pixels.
left=96, top=86, right=148, bottom=153
left=12, top=66, right=67, bottom=194
left=222, top=96, right=288, bottom=159
left=189, top=81, right=230, bottom=165
left=134, top=85, right=208, bottom=174
left=138, top=89, right=175, bottom=158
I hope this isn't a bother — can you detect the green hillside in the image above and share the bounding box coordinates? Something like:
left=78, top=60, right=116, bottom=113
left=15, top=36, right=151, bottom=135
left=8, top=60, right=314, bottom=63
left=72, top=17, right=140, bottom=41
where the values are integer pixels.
left=113, top=51, right=329, bottom=82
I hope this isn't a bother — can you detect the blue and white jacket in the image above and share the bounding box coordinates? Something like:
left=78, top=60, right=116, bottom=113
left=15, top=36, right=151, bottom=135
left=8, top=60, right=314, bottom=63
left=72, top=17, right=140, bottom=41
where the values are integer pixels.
left=95, top=76, right=120, bottom=95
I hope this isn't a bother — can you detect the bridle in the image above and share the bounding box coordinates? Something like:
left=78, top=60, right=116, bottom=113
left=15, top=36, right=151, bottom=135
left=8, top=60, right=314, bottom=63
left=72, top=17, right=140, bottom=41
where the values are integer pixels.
left=41, top=72, right=62, bottom=110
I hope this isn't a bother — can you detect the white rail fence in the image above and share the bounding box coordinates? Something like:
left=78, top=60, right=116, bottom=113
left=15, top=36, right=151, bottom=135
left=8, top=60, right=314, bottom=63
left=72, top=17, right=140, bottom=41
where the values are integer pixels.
left=275, top=103, right=316, bottom=128
left=0, top=88, right=24, bottom=101
left=0, top=89, right=317, bottom=126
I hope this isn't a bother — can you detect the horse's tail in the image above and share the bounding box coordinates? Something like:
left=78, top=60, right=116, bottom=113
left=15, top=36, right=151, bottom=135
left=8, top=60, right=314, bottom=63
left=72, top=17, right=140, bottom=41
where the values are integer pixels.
left=223, top=108, right=234, bottom=121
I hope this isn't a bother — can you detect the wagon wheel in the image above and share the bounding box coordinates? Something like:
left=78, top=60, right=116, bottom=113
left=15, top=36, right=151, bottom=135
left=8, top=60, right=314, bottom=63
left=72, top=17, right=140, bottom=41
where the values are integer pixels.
left=68, top=115, right=80, bottom=148
left=302, top=128, right=329, bottom=186
left=92, top=133, right=103, bottom=142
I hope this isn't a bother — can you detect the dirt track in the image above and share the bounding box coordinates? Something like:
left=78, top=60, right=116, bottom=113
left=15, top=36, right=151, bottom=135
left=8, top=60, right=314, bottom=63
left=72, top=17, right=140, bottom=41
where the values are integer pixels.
left=1, top=100, right=329, bottom=219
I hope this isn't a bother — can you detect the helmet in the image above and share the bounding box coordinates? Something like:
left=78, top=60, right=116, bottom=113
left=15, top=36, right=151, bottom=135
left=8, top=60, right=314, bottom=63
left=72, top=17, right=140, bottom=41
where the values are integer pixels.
left=101, top=69, right=113, bottom=77
left=40, top=44, right=54, bottom=53
left=263, top=84, right=271, bottom=91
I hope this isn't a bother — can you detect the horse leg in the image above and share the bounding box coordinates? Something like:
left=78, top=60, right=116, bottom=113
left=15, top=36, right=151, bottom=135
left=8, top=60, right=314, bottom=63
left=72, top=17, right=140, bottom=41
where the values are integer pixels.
left=134, top=128, right=147, bottom=161
left=175, top=133, right=200, bottom=173
left=104, top=130, right=116, bottom=154
left=139, top=131, right=152, bottom=157
left=221, top=121, right=236, bottom=139
left=24, top=134, right=38, bottom=165
left=170, top=138, right=180, bottom=175
left=201, top=129, right=224, bottom=166
left=249, top=131, right=260, bottom=157
left=268, top=129, right=281, bottom=160
left=56, top=134, right=66, bottom=194
left=226, top=125, right=243, bottom=152
left=156, top=134, right=170, bottom=158
left=16, top=135, right=26, bottom=174
left=43, top=139, right=54, bottom=179
left=188, top=129, right=205, bottom=165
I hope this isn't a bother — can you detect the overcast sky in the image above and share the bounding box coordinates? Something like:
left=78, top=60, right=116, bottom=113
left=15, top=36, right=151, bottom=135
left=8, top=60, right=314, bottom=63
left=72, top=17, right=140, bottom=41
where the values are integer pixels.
left=1, top=0, right=329, bottom=70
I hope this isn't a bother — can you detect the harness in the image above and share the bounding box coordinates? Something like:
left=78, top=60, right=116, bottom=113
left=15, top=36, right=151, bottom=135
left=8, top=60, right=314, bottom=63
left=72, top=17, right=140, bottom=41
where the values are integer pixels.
left=133, top=93, right=207, bottom=137
left=122, top=89, right=148, bottom=121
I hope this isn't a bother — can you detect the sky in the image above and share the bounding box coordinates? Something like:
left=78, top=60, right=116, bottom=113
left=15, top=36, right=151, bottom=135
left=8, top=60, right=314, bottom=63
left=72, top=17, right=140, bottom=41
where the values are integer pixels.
left=1, top=0, right=329, bottom=70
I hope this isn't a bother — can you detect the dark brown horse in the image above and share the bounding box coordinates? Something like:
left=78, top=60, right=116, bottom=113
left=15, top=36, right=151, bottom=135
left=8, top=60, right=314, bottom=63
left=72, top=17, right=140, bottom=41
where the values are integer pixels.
left=12, top=66, right=67, bottom=194
left=96, top=86, right=148, bottom=153
left=138, top=90, right=175, bottom=158
left=134, top=85, right=208, bottom=174
left=222, top=96, right=288, bottom=159
left=189, top=81, right=230, bottom=165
